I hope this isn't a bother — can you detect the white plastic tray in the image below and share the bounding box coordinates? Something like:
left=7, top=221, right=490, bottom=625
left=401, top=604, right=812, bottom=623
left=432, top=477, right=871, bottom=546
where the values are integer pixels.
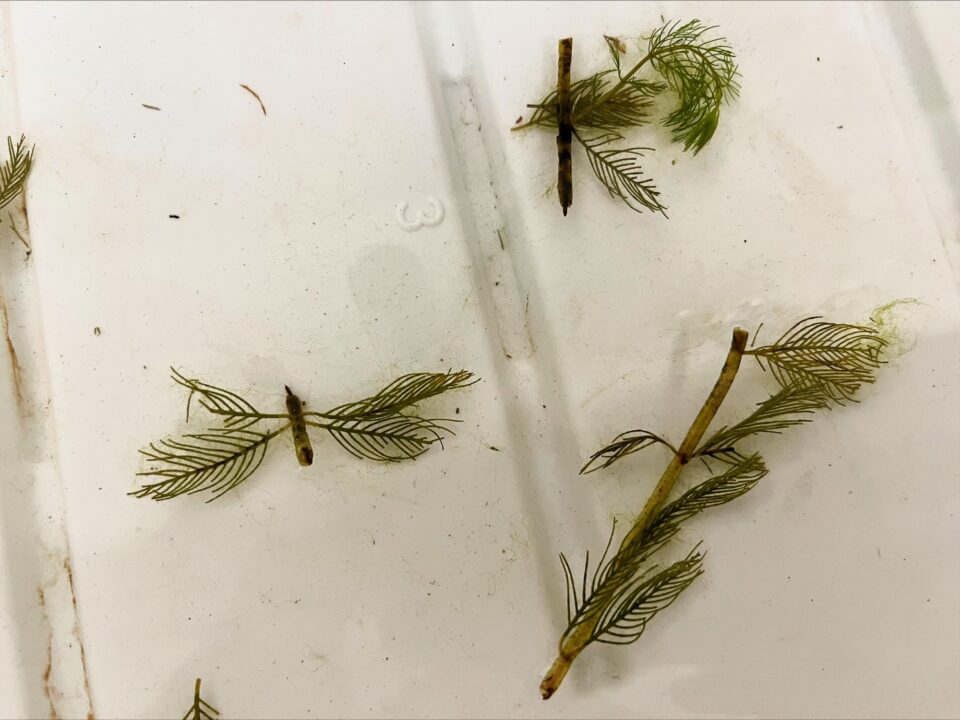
left=1, top=2, right=958, bottom=718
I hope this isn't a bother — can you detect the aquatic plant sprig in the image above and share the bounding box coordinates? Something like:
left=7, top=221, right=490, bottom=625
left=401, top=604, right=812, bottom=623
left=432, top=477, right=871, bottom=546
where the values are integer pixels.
left=0, top=135, right=34, bottom=211
left=132, top=368, right=478, bottom=502
left=541, top=313, right=887, bottom=699
left=513, top=19, right=739, bottom=216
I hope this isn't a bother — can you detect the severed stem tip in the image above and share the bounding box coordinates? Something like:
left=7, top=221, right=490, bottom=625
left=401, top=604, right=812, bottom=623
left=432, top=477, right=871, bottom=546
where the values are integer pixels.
left=731, top=326, right=749, bottom=348
left=540, top=654, right=572, bottom=700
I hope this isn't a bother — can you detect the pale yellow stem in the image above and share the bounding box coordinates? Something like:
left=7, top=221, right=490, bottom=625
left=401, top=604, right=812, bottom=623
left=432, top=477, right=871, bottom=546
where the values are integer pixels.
left=540, top=327, right=749, bottom=700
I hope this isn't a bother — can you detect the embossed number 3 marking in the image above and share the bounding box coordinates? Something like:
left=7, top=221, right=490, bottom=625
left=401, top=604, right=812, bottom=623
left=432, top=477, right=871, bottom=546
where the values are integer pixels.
left=395, top=196, right=445, bottom=232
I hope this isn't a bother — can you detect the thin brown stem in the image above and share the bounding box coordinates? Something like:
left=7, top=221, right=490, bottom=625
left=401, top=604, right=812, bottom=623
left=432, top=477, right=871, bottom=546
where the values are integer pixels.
left=540, top=327, right=749, bottom=700
left=557, top=38, right=573, bottom=216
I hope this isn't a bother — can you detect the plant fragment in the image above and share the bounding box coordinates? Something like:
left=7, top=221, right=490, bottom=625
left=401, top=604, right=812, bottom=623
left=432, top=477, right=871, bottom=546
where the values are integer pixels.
left=0, top=135, right=35, bottom=212
left=540, top=312, right=887, bottom=699
left=512, top=20, right=739, bottom=216
left=556, top=38, right=574, bottom=215
left=182, top=678, right=219, bottom=720
left=132, top=368, right=477, bottom=502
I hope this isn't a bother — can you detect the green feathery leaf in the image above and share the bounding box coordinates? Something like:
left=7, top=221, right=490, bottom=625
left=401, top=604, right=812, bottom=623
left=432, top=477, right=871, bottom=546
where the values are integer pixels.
left=746, top=317, right=886, bottom=405
left=562, top=542, right=704, bottom=646
left=648, top=454, right=767, bottom=536
left=591, top=546, right=704, bottom=645
left=0, top=135, right=34, bottom=211
left=525, top=72, right=610, bottom=129
left=562, top=454, right=764, bottom=648
left=696, top=385, right=830, bottom=462
left=581, top=428, right=676, bottom=474
left=133, top=426, right=283, bottom=502
left=320, top=370, right=476, bottom=420
left=524, top=69, right=662, bottom=133
left=310, top=413, right=455, bottom=463
left=577, top=132, right=665, bottom=214
left=309, top=370, right=473, bottom=462
left=619, top=453, right=766, bottom=570
left=646, top=19, right=740, bottom=153
left=170, top=368, right=270, bottom=429
left=575, top=77, right=659, bottom=131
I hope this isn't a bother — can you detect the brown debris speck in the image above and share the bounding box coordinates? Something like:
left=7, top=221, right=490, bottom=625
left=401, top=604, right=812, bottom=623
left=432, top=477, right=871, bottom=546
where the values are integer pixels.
left=240, top=83, right=267, bottom=115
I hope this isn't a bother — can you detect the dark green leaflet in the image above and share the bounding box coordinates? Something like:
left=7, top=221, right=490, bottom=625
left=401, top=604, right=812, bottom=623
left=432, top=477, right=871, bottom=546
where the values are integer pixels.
left=0, top=135, right=34, bottom=211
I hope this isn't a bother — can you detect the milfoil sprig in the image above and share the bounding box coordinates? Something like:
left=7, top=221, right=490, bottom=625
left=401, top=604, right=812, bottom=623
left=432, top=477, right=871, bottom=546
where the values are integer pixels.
left=133, top=368, right=477, bottom=502
left=512, top=19, right=740, bottom=216
left=0, top=135, right=34, bottom=212
left=540, top=314, right=887, bottom=699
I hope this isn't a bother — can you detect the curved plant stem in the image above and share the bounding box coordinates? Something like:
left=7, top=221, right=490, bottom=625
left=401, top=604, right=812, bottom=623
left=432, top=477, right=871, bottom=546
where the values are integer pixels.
left=540, top=327, right=749, bottom=700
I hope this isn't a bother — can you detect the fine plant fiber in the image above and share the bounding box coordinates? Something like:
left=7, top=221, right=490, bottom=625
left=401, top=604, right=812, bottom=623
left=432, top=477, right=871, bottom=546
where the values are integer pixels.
left=514, top=18, right=739, bottom=214
left=133, top=369, right=475, bottom=501
left=0, top=135, right=35, bottom=211
left=580, top=428, right=677, bottom=474
left=172, top=368, right=266, bottom=429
